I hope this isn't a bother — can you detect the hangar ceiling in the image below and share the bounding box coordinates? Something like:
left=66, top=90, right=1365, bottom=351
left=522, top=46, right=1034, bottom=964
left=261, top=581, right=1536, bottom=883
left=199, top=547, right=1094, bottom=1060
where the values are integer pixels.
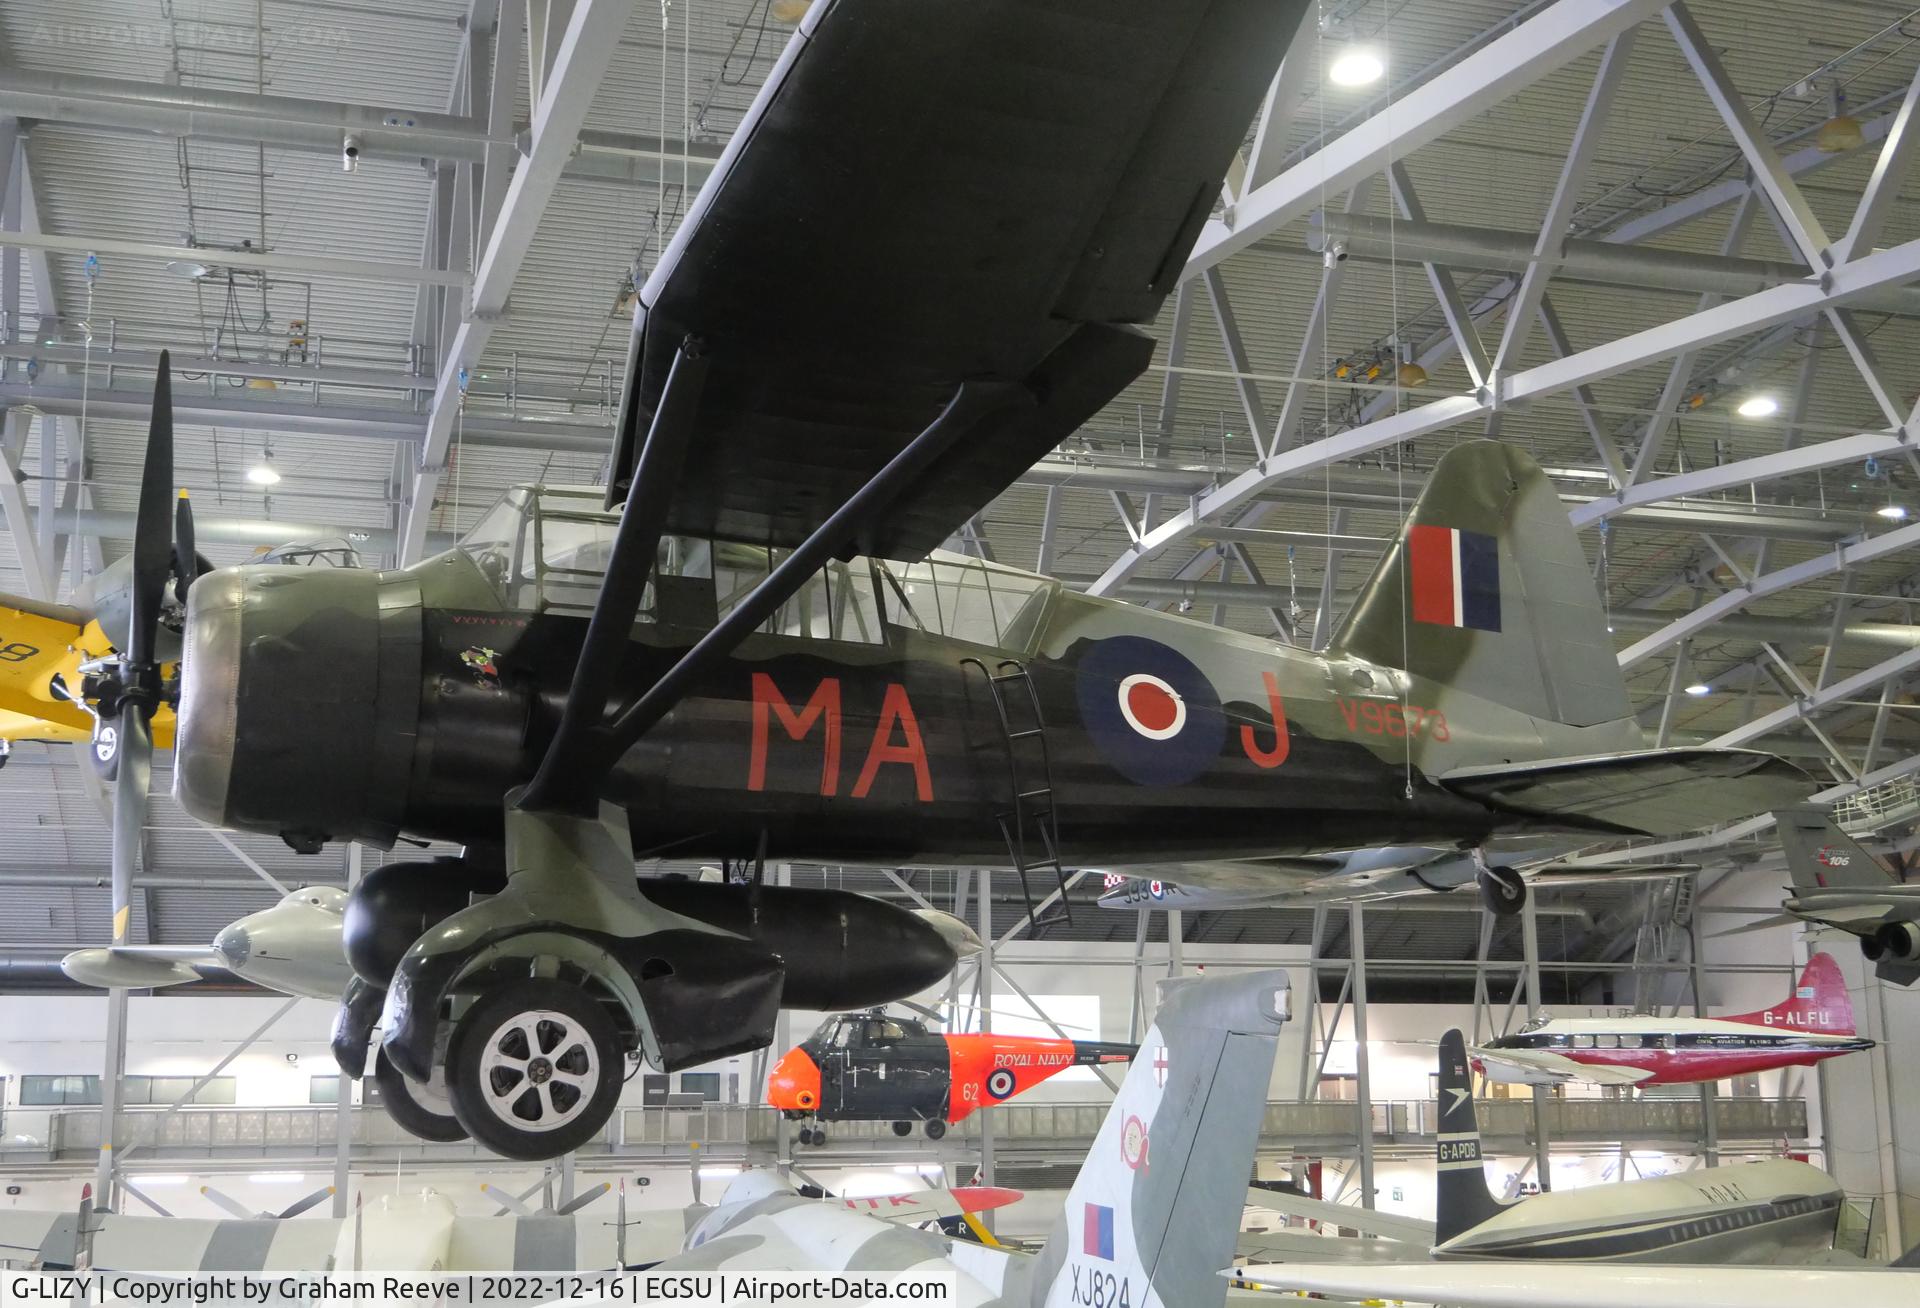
left=0, top=0, right=1917, bottom=987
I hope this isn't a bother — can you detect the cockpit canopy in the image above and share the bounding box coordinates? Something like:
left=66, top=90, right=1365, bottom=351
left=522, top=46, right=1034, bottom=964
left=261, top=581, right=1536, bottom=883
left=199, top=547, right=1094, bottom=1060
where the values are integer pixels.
left=455, top=485, right=1057, bottom=652
left=803, top=1011, right=932, bottom=1053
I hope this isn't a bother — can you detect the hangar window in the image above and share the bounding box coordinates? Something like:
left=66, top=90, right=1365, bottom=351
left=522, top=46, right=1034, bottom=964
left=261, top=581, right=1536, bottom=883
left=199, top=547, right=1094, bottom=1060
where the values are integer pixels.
left=310, top=1077, right=341, bottom=1105
left=20, top=1075, right=235, bottom=1106
left=678, top=1073, right=722, bottom=1102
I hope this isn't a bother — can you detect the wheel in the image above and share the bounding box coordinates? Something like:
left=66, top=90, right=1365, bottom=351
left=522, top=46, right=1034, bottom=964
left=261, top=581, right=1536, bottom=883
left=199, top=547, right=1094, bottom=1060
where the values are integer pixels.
left=810, top=1127, right=827, bottom=1147
left=445, top=977, right=624, bottom=1160
left=372, top=1047, right=468, bottom=1143
left=891, top=1120, right=913, bottom=1137
left=1477, top=864, right=1527, bottom=918
left=925, top=1119, right=947, bottom=1140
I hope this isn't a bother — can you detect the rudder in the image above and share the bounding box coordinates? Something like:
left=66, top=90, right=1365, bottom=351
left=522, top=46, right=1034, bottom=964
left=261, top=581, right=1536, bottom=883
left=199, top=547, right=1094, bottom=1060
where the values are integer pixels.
left=1332, top=441, right=1629, bottom=728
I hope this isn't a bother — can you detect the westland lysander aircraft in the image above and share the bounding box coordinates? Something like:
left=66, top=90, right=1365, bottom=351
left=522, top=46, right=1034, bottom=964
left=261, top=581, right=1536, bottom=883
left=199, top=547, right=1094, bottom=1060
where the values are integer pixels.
left=0, top=0, right=1808, bottom=1163
left=766, top=1009, right=1136, bottom=1142
left=1724, top=807, right=1920, bottom=985
left=1471, top=953, right=1872, bottom=1088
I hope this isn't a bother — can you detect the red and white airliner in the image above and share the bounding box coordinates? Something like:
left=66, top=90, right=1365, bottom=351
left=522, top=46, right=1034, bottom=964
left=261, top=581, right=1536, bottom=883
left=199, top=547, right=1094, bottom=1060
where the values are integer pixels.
left=1471, top=953, right=1873, bottom=1087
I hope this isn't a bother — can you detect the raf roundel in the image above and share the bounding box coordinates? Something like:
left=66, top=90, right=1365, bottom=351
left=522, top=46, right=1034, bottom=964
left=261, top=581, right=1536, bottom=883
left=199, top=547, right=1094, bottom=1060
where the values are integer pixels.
left=1075, top=636, right=1227, bottom=787
left=985, top=1067, right=1017, bottom=1100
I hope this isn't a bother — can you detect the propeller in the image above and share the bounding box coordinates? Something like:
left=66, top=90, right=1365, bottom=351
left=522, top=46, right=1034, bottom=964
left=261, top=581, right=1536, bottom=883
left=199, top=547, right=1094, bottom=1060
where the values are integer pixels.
left=173, top=490, right=197, bottom=606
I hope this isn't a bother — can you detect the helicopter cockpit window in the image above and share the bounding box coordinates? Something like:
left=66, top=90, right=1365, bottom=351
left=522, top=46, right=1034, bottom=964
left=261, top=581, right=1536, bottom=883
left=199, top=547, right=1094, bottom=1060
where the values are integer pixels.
left=863, top=1019, right=910, bottom=1046
left=829, top=1018, right=859, bottom=1050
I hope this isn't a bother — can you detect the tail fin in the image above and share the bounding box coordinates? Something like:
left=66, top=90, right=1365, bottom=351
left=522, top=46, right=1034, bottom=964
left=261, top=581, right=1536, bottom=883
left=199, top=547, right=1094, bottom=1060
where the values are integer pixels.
left=1727, top=953, right=1855, bottom=1035
left=1775, top=806, right=1892, bottom=891
left=1033, top=970, right=1288, bottom=1308
left=1331, top=441, right=1628, bottom=728
left=1434, top=1029, right=1511, bottom=1246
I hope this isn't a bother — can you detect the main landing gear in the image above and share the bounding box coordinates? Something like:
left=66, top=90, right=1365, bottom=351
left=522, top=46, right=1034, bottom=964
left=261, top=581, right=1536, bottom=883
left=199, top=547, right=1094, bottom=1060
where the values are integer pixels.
left=372, top=1047, right=467, bottom=1143
left=445, top=978, right=627, bottom=1158
left=1475, top=854, right=1528, bottom=918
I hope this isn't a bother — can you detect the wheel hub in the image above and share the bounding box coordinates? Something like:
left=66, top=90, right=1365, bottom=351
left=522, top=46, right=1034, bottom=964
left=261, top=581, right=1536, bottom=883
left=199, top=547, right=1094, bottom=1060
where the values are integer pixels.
left=478, top=1009, right=598, bottom=1133
left=528, top=1057, right=554, bottom=1085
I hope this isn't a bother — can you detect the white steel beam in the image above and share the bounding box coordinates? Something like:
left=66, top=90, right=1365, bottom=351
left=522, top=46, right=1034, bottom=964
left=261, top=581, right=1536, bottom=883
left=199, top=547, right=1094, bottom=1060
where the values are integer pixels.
left=1836, top=58, right=1920, bottom=264
left=1089, top=231, right=1920, bottom=596
left=1186, top=0, right=1668, bottom=279
left=399, top=0, right=635, bottom=565
left=1386, top=164, right=1490, bottom=389
left=1615, top=519, right=1920, bottom=669
left=1490, top=30, right=1638, bottom=376
left=1239, top=2, right=1322, bottom=199
left=1663, top=3, right=1831, bottom=269
left=1583, top=430, right=1909, bottom=525
left=1200, top=268, right=1271, bottom=455
left=0, top=409, right=50, bottom=598
left=0, top=228, right=468, bottom=287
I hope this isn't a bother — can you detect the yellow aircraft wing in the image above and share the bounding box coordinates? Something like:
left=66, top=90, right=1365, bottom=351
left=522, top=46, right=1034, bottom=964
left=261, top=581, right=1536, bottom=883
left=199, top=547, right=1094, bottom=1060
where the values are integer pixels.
left=0, top=593, right=176, bottom=747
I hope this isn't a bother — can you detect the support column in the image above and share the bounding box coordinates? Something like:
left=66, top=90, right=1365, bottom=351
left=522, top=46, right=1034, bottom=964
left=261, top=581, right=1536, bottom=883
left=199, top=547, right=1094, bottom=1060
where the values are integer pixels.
left=1295, top=906, right=1326, bottom=1100
left=1347, top=903, right=1375, bottom=1211
left=1166, top=909, right=1184, bottom=979
left=332, top=845, right=364, bottom=1217
left=772, top=863, right=793, bottom=1171
left=975, top=869, right=995, bottom=1225
left=1521, top=899, right=1552, bottom=1190
left=1686, top=909, right=1719, bottom=1167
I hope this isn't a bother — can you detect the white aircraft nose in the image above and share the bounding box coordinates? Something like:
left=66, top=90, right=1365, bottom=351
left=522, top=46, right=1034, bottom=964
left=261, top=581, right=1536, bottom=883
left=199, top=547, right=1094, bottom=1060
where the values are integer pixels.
left=211, top=924, right=251, bottom=970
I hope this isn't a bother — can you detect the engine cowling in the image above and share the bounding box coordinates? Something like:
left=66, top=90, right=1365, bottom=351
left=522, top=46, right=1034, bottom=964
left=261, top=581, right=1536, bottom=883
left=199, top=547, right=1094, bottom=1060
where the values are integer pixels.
left=1864, top=920, right=1920, bottom=963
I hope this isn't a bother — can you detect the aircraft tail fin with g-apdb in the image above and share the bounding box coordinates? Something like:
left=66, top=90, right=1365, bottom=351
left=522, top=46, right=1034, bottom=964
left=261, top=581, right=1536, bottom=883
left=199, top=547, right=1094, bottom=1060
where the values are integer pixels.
left=1333, top=443, right=1808, bottom=835
left=1432, top=1028, right=1511, bottom=1247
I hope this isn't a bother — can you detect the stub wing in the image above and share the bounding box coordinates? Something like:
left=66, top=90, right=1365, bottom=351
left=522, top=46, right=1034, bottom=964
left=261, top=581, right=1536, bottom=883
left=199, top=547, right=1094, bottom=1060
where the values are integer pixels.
left=60, top=945, right=224, bottom=990
left=1228, top=1262, right=1918, bottom=1308
left=1440, top=749, right=1814, bottom=836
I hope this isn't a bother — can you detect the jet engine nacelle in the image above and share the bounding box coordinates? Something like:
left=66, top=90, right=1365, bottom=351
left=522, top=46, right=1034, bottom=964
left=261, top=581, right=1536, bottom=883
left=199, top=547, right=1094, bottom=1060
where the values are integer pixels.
left=1863, top=921, right=1920, bottom=963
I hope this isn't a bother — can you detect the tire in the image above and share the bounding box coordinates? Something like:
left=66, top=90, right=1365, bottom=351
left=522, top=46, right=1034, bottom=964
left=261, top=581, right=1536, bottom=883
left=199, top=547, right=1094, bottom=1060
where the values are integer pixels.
left=891, top=1120, right=912, bottom=1137
left=1478, top=864, right=1527, bottom=918
left=372, top=1047, right=468, bottom=1143
left=445, top=977, right=624, bottom=1161
left=925, top=1119, right=947, bottom=1140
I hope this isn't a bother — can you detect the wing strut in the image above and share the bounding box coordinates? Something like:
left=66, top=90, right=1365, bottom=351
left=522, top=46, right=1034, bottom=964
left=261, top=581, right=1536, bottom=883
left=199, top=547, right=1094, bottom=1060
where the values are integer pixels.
left=519, top=336, right=711, bottom=812
left=520, top=374, right=1035, bottom=814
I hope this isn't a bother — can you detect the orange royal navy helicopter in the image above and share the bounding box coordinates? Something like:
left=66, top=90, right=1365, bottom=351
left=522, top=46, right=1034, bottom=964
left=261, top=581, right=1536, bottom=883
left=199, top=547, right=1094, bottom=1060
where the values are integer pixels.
left=767, top=1009, right=1136, bottom=1144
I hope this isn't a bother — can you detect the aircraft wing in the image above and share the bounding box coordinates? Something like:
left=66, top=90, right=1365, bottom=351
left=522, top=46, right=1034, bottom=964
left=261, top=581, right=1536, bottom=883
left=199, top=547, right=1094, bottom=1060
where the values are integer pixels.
left=1524, top=861, right=1699, bottom=886
left=1469, top=1045, right=1652, bottom=1086
left=1439, top=749, right=1814, bottom=836
left=612, top=0, right=1302, bottom=558
left=1243, top=1188, right=1436, bottom=1245
left=1235, top=1228, right=1430, bottom=1265
left=0, top=591, right=94, bottom=742
left=1228, top=1262, right=1918, bottom=1308
left=60, top=946, right=231, bottom=990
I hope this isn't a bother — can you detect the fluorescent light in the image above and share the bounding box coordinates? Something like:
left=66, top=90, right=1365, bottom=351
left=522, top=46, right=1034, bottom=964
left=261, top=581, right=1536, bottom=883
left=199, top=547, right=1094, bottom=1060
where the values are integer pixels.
left=1878, top=504, right=1909, bottom=520
left=698, top=1165, right=742, bottom=1178
left=1328, top=47, right=1384, bottom=88
left=246, top=464, right=281, bottom=486
left=1735, top=395, right=1779, bottom=418
left=135, top=1175, right=190, bottom=1186
left=248, top=1172, right=304, bottom=1183
left=1684, top=683, right=1712, bottom=697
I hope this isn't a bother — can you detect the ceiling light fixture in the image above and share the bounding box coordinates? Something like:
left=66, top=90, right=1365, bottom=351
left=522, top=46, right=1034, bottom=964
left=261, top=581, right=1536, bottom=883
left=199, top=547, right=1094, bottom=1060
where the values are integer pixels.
left=1684, top=683, right=1712, bottom=697
left=1735, top=394, right=1779, bottom=419
left=770, top=0, right=812, bottom=22
left=246, top=463, right=281, bottom=487
left=1817, top=86, right=1865, bottom=154
left=1328, top=46, right=1384, bottom=88
left=1879, top=504, right=1909, bottom=520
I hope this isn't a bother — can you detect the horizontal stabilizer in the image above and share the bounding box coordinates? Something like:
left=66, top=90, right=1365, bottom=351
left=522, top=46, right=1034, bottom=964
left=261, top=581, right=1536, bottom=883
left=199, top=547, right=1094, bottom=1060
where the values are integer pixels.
left=1243, top=1187, right=1435, bottom=1245
left=1440, top=749, right=1813, bottom=836
left=1710, top=912, right=1800, bottom=938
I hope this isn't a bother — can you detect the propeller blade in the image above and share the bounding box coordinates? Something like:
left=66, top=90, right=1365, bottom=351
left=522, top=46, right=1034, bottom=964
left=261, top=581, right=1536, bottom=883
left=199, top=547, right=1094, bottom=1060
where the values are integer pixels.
left=198, top=1185, right=254, bottom=1221
left=276, top=1186, right=336, bottom=1220
left=556, top=1181, right=612, bottom=1216
left=109, top=710, right=152, bottom=948
left=173, top=490, right=197, bottom=606
left=480, top=1183, right=533, bottom=1219
left=128, top=353, right=174, bottom=670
